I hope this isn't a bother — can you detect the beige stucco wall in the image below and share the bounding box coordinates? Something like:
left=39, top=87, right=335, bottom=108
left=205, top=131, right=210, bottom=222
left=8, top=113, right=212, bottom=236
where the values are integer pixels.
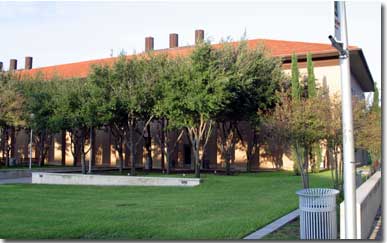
left=283, top=65, right=365, bottom=100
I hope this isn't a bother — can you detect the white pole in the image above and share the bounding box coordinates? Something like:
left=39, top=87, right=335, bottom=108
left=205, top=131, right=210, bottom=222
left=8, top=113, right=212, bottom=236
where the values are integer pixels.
left=337, top=1, right=357, bottom=239
left=29, top=129, right=32, bottom=170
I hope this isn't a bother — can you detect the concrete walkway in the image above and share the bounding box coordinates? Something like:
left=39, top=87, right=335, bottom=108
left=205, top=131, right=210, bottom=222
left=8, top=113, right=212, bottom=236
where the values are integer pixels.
left=0, top=177, right=31, bottom=184
left=369, top=207, right=382, bottom=240
left=243, top=209, right=299, bottom=240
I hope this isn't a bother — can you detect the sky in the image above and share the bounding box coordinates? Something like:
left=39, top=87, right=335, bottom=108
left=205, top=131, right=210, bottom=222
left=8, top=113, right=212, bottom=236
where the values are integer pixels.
left=0, top=1, right=381, bottom=100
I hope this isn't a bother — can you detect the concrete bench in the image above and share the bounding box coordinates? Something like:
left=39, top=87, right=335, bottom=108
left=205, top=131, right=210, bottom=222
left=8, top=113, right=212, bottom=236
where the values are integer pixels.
left=32, top=172, right=201, bottom=187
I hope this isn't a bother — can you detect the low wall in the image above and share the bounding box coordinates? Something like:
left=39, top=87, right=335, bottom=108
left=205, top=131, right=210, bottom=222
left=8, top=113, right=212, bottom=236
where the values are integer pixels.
left=340, top=171, right=381, bottom=239
left=32, top=172, right=201, bottom=187
left=0, top=170, right=31, bottom=179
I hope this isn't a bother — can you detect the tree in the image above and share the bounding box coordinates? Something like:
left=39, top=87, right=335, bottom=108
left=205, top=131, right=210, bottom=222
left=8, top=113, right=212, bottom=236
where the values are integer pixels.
left=153, top=56, right=186, bottom=174
left=52, top=77, right=106, bottom=173
left=371, top=82, right=380, bottom=113
left=291, top=53, right=301, bottom=101
left=0, top=72, right=24, bottom=166
left=107, top=55, right=157, bottom=176
left=306, top=53, right=316, bottom=98
left=260, top=87, right=291, bottom=170
left=159, top=42, right=229, bottom=178
left=20, top=75, right=58, bottom=167
left=88, top=63, right=125, bottom=172
left=289, top=93, right=327, bottom=188
left=306, top=52, right=321, bottom=173
left=354, top=85, right=381, bottom=171
left=290, top=53, right=302, bottom=176
left=214, top=41, right=282, bottom=174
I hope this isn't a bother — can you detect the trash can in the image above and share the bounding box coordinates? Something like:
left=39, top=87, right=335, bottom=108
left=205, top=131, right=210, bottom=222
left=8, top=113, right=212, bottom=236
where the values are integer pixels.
left=296, top=188, right=340, bottom=239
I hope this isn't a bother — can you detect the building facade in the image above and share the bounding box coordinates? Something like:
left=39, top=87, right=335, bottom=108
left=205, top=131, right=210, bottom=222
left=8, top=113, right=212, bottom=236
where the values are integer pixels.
left=1, top=30, right=374, bottom=171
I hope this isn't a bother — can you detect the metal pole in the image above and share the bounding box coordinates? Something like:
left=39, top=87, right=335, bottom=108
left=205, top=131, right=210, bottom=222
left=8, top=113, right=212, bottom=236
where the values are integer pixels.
left=337, top=2, right=357, bottom=239
left=29, top=129, right=32, bottom=170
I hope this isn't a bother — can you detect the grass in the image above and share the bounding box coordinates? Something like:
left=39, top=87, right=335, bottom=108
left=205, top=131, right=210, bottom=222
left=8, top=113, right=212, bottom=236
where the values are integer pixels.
left=0, top=171, right=333, bottom=240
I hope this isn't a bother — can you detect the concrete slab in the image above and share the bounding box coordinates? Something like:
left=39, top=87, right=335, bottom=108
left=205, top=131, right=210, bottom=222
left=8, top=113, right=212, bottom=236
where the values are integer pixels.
left=0, top=170, right=31, bottom=179
left=0, top=177, right=32, bottom=184
left=243, top=209, right=300, bottom=240
left=32, top=172, right=201, bottom=187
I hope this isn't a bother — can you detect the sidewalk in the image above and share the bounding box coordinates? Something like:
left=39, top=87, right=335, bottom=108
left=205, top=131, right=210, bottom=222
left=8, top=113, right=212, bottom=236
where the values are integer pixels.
left=0, top=177, right=31, bottom=184
left=243, top=209, right=299, bottom=239
left=369, top=207, right=382, bottom=240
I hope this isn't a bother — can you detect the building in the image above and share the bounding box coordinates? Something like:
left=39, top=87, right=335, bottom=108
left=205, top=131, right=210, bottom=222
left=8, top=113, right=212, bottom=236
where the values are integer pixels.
left=1, top=29, right=374, bottom=171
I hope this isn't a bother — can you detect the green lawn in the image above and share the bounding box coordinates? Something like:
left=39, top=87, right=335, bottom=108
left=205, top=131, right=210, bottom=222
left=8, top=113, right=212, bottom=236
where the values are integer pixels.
left=0, top=171, right=333, bottom=240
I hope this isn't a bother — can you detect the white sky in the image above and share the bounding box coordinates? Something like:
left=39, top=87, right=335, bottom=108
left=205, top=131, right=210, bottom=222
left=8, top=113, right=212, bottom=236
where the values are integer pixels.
left=0, top=1, right=381, bottom=99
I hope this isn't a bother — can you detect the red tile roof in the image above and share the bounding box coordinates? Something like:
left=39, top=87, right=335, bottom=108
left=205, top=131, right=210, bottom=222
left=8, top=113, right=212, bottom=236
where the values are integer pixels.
left=18, top=38, right=359, bottom=80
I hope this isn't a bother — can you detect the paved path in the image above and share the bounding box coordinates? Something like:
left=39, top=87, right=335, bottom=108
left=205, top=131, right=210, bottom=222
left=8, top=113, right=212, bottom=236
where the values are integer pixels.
left=243, top=209, right=299, bottom=240
left=369, top=207, right=382, bottom=240
left=0, top=177, right=31, bottom=184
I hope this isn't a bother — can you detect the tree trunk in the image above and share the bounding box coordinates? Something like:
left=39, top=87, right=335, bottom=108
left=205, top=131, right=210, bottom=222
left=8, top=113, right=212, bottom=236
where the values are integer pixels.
left=303, top=145, right=309, bottom=188
left=73, top=143, right=77, bottom=167
left=0, top=128, right=4, bottom=165
left=81, top=150, right=86, bottom=174
left=225, top=146, right=232, bottom=175
left=129, top=126, right=136, bottom=176
left=3, top=127, right=10, bottom=167
left=160, top=119, right=165, bottom=172
left=10, top=126, right=16, bottom=160
left=38, top=133, right=45, bottom=167
left=88, top=127, right=93, bottom=174
left=118, top=143, right=124, bottom=173
left=193, top=139, right=200, bottom=178
left=145, top=123, right=152, bottom=171
left=61, top=130, right=66, bottom=166
left=166, top=150, right=171, bottom=174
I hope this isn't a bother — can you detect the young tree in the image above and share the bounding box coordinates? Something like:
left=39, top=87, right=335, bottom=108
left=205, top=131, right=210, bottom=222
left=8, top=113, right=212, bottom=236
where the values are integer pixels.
left=260, top=88, right=291, bottom=170
left=88, top=64, right=125, bottom=172
left=0, top=72, right=24, bottom=166
left=354, top=86, right=381, bottom=171
left=159, top=42, right=229, bottom=178
left=371, top=83, right=380, bottom=113
left=306, top=52, right=322, bottom=173
left=306, top=53, right=316, bottom=98
left=20, top=76, right=58, bottom=167
left=214, top=41, right=282, bottom=174
left=153, top=56, right=186, bottom=174
left=290, top=53, right=302, bottom=176
left=289, top=93, right=327, bottom=188
left=52, top=77, right=105, bottom=173
left=291, top=53, right=301, bottom=101
left=107, top=55, right=157, bottom=176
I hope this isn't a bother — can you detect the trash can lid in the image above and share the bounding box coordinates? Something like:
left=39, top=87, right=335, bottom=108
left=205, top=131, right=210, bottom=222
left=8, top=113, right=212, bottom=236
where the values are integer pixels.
left=296, top=188, right=340, bottom=197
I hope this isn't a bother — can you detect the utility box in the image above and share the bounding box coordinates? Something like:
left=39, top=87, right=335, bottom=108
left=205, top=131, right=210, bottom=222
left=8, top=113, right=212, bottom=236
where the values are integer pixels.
left=296, top=188, right=340, bottom=239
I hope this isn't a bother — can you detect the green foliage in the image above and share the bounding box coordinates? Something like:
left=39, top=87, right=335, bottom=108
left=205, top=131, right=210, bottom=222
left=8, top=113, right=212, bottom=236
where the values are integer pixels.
left=0, top=72, right=24, bottom=128
left=157, top=42, right=231, bottom=177
left=292, top=147, right=301, bottom=176
left=215, top=41, right=282, bottom=123
left=311, top=144, right=322, bottom=173
left=371, top=82, right=380, bottom=113
left=290, top=53, right=300, bottom=101
left=52, top=78, right=95, bottom=131
left=20, top=77, right=60, bottom=134
left=306, top=52, right=316, bottom=98
left=354, top=97, right=381, bottom=168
